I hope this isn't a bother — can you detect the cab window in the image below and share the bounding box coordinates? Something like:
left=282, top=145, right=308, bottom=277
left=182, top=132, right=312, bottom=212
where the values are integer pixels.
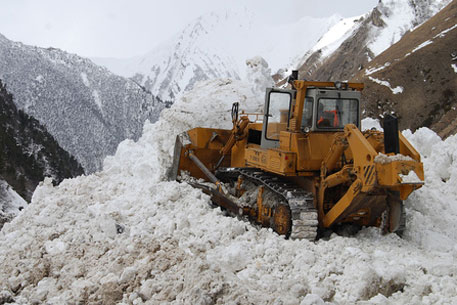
left=317, top=98, right=358, bottom=129
left=301, top=97, right=314, bottom=129
left=266, top=92, right=291, bottom=140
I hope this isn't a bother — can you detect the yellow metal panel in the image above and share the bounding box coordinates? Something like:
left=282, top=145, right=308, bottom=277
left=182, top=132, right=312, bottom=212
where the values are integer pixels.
left=323, top=179, right=362, bottom=227
left=399, top=132, right=421, bottom=161
left=376, top=160, right=424, bottom=186
left=279, top=131, right=292, bottom=151
left=245, top=147, right=296, bottom=175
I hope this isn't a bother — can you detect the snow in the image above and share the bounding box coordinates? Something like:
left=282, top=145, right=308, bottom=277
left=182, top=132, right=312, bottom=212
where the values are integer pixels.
left=400, top=171, right=422, bottom=184
left=405, top=22, right=457, bottom=59
left=411, top=40, right=433, bottom=53
left=0, top=180, right=27, bottom=230
left=92, top=90, right=102, bottom=109
left=374, top=153, right=414, bottom=164
left=365, top=62, right=391, bottom=76
left=245, top=56, right=274, bottom=95
left=34, top=75, right=44, bottom=83
left=368, top=0, right=452, bottom=57
left=433, top=23, right=457, bottom=38
left=308, top=15, right=364, bottom=59
left=92, top=10, right=343, bottom=102
left=452, top=64, right=457, bottom=73
left=1, top=75, right=457, bottom=303
left=361, top=117, right=383, bottom=131
left=368, top=76, right=404, bottom=94
left=80, top=72, right=90, bottom=87
left=0, top=34, right=163, bottom=173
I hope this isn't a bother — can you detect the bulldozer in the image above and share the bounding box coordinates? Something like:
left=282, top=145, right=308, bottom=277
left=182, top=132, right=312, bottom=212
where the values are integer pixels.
left=169, top=74, right=424, bottom=240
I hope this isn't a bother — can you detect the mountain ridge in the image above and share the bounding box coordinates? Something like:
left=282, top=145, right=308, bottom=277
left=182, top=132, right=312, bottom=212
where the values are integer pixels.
left=92, top=9, right=343, bottom=102
left=0, top=33, right=165, bottom=172
left=0, top=79, right=84, bottom=202
left=297, top=0, right=452, bottom=82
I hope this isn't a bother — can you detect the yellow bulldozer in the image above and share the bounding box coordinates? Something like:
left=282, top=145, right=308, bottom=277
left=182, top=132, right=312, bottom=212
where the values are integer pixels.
left=169, top=74, right=424, bottom=240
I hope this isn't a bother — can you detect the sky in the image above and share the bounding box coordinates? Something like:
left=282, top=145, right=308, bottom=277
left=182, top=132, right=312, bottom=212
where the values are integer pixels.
left=0, top=0, right=378, bottom=59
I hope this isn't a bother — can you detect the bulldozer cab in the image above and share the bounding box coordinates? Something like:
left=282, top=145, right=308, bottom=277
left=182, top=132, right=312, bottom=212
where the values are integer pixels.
left=261, top=83, right=361, bottom=149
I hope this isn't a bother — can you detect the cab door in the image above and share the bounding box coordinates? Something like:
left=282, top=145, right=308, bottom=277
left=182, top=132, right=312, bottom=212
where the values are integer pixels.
left=261, top=88, right=295, bottom=149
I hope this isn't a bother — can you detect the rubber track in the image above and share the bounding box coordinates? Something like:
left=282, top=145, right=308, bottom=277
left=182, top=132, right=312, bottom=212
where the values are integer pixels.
left=216, top=168, right=318, bottom=241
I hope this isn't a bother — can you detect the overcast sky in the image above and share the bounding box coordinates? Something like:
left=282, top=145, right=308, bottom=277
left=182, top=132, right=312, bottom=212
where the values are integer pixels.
left=0, top=0, right=378, bottom=58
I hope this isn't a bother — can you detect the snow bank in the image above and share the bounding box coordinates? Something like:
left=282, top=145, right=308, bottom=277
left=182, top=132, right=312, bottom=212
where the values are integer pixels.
left=402, top=128, right=457, bottom=253
left=1, top=80, right=457, bottom=304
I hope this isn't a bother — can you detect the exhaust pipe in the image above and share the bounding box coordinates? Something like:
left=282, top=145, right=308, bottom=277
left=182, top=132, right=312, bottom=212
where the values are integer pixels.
left=383, top=114, right=399, bottom=154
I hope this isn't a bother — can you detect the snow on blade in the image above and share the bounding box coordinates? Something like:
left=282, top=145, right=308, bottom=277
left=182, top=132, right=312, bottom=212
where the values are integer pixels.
left=1, top=76, right=457, bottom=304
left=400, top=171, right=422, bottom=184
left=374, top=153, right=414, bottom=164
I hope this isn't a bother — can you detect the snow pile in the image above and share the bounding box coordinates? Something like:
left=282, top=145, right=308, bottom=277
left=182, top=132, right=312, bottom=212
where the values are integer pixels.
left=399, top=171, right=422, bottom=184
left=245, top=56, right=274, bottom=95
left=1, top=80, right=457, bottom=304
left=402, top=128, right=457, bottom=253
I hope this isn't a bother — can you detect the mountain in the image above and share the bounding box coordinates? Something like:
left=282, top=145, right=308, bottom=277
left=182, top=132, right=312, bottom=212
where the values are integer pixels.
left=93, top=10, right=343, bottom=102
left=354, top=0, right=457, bottom=137
left=0, top=79, right=84, bottom=203
left=0, top=34, right=165, bottom=173
left=297, top=0, right=452, bottom=82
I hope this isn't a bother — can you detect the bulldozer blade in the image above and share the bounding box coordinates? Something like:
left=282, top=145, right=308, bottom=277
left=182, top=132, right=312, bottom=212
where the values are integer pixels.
left=168, top=131, right=191, bottom=181
left=168, top=127, right=233, bottom=182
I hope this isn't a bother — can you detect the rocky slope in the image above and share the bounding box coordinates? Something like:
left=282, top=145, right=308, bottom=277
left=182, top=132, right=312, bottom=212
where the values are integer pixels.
left=297, top=0, right=451, bottom=82
left=0, top=79, right=83, bottom=203
left=0, top=34, right=165, bottom=173
left=354, top=0, right=457, bottom=137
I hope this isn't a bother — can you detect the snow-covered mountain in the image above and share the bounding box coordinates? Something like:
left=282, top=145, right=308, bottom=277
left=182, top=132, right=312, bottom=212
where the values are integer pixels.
left=1, top=72, right=456, bottom=303
left=93, top=9, right=343, bottom=102
left=0, top=33, right=165, bottom=173
left=0, top=80, right=84, bottom=203
left=298, top=0, right=452, bottom=81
